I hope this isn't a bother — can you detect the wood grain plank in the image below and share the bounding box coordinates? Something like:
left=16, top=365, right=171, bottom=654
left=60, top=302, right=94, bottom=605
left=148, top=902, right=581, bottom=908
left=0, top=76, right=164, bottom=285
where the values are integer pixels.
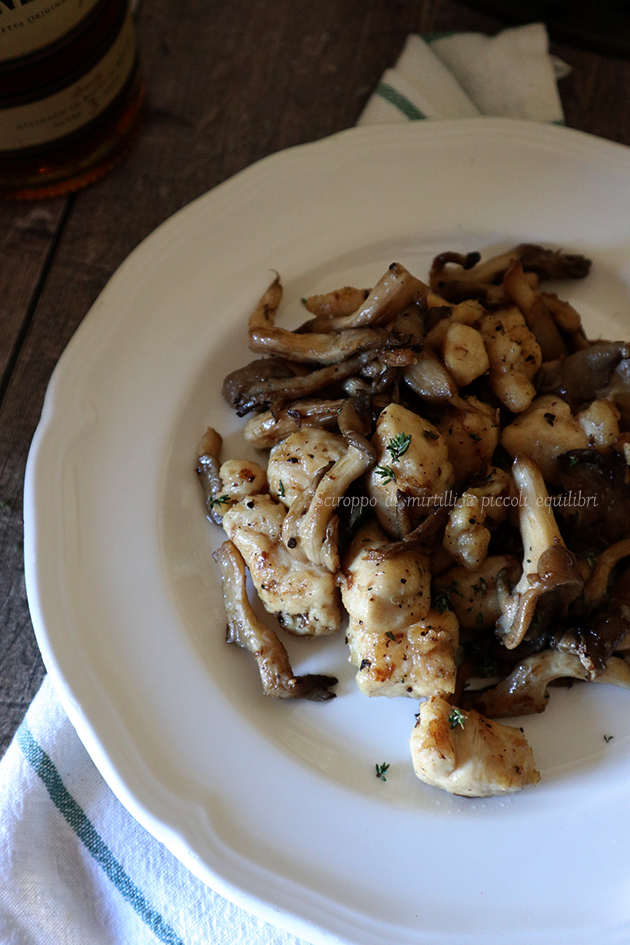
left=0, top=200, right=68, bottom=394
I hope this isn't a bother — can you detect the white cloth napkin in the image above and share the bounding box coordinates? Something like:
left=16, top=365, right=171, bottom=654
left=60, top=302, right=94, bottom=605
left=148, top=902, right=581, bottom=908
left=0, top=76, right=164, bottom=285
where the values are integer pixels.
left=0, top=22, right=567, bottom=945
left=0, top=676, right=303, bottom=945
left=358, top=23, right=568, bottom=125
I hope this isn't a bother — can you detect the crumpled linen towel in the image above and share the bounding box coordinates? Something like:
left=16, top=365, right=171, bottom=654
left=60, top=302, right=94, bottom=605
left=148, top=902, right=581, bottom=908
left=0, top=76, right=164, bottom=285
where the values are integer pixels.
left=359, top=22, right=568, bottom=125
left=0, top=21, right=567, bottom=945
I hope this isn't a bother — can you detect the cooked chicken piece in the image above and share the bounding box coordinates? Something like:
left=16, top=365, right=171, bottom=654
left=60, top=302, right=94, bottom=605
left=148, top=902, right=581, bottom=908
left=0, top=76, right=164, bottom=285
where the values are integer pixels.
left=218, top=459, right=268, bottom=502
left=267, top=427, right=346, bottom=507
left=443, top=467, right=511, bottom=570
left=341, top=521, right=432, bottom=632
left=221, top=493, right=342, bottom=635
left=365, top=403, right=454, bottom=537
left=352, top=621, right=459, bottom=700
left=197, top=429, right=268, bottom=517
left=479, top=306, right=542, bottom=413
left=576, top=398, right=621, bottom=450
left=434, top=554, right=521, bottom=631
left=266, top=400, right=374, bottom=572
left=341, top=522, right=457, bottom=698
left=437, top=397, right=500, bottom=485
left=440, top=323, right=490, bottom=388
left=501, top=394, right=620, bottom=484
left=501, top=394, right=586, bottom=483
left=214, top=540, right=337, bottom=700
left=347, top=610, right=458, bottom=699
left=424, top=299, right=484, bottom=349
left=410, top=695, right=540, bottom=796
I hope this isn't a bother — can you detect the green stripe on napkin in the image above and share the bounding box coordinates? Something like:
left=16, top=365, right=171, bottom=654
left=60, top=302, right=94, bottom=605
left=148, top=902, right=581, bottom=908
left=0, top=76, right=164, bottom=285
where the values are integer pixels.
left=375, top=81, right=426, bottom=120
left=17, top=723, right=185, bottom=945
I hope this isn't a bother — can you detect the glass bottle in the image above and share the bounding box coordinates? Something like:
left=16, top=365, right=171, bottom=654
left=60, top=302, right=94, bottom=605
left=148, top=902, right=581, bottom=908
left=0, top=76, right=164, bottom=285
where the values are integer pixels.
left=0, top=0, right=145, bottom=199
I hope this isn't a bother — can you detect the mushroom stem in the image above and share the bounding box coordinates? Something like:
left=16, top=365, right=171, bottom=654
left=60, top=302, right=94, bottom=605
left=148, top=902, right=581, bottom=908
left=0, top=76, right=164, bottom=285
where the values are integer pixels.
left=299, top=262, right=430, bottom=333
left=196, top=427, right=227, bottom=525
left=299, top=397, right=376, bottom=570
left=496, top=456, right=583, bottom=649
left=470, top=650, right=630, bottom=718
left=584, top=538, right=630, bottom=605
left=248, top=274, right=407, bottom=365
left=503, top=260, right=568, bottom=361
left=214, top=540, right=337, bottom=701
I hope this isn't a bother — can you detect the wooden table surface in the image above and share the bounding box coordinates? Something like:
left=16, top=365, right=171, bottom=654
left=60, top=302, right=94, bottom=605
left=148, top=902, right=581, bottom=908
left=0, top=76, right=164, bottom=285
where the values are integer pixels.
left=2, top=0, right=630, bottom=760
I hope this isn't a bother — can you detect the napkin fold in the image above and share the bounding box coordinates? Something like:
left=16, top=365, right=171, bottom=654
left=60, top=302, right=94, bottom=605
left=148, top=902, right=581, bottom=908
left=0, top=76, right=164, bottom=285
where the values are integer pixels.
left=0, top=21, right=567, bottom=945
left=358, top=23, right=567, bottom=125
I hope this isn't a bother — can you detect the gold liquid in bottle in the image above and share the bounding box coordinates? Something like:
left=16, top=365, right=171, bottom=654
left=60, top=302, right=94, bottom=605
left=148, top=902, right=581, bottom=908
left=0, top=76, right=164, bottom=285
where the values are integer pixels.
left=0, top=0, right=145, bottom=199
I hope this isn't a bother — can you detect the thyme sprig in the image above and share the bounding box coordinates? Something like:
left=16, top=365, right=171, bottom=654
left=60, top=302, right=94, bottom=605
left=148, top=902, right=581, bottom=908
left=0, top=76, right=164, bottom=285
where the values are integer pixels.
left=448, top=708, right=466, bottom=730
left=375, top=464, right=396, bottom=483
left=433, top=580, right=462, bottom=615
left=386, top=432, right=412, bottom=462
left=207, top=494, right=231, bottom=511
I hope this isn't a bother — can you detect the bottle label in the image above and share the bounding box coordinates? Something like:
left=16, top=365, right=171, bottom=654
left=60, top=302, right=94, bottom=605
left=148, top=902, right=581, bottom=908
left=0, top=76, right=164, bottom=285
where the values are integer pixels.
left=0, top=11, right=136, bottom=151
left=0, top=0, right=101, bottom=63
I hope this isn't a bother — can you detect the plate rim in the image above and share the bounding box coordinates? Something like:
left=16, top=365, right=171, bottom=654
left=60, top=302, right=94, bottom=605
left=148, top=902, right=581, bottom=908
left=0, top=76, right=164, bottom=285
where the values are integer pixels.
left=23, top=117, right=630, bottom=945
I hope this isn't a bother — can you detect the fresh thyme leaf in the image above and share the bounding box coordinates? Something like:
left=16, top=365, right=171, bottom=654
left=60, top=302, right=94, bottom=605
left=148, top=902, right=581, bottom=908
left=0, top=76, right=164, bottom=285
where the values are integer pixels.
left=375, top=464, right=396, bottom=483
left=278, top=479, right=285, bottom=497
left=208, top=494, right=231, bottom=510
left=604, top=734, right=614, bottom=743
left=423, top=429, right=439, bottom=441
left=448, top=707, right=466, bottom=730
left=478, top=654, right=498, bottom=677
left=583, top=549, right=599, bottom=568
left=466, top=640, right=499, bottom=678
left=568, top=454, right=579, bottom=467
left=476, top=612, right=484, bottom=628
left=386, top=432, right=412, bottom=461
left=385, top=631, right=397, bottom=642
left=478, top=656, right=498, bottom=677
left=468, top=431, right=482, bottom=442
left=433, top=580, right=462, bottom=614
left=375, top=762, right=390, bottom=781
left=472, top=577, right=487, bottom=596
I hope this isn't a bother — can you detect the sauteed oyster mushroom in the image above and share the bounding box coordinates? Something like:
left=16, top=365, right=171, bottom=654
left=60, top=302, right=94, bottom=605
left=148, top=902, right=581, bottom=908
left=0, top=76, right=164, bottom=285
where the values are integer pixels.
left=197, top=245, right=630, bottom=798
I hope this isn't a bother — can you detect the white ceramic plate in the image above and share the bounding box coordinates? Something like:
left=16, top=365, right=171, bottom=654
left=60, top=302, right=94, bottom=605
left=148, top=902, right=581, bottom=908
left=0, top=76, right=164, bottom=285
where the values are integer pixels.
left=24, top=119, right=630, bottom=945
